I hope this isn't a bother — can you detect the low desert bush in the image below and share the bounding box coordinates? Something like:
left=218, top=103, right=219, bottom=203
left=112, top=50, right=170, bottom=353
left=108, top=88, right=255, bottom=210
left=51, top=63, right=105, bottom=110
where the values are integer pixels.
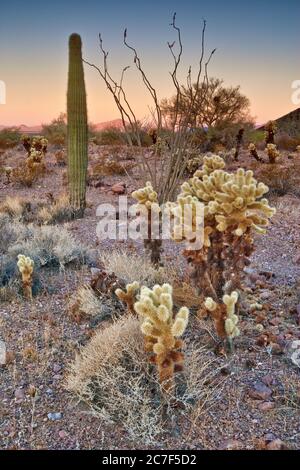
left=0, top=128, right=21, bottom=149
left=7, top=223, right=89, bottom=269
left=37, top=195, right=75, bottom=224
left=253, top=162, right=299, bottom=197
left=93, top=128, right=127, bottom=146
left=0, top=196, right=30, bottom=219
left=66, top=314, right=219, bottom=443
left=276, top=132, right=300, bottom=151
left=99, top=249, right=176, bottom=285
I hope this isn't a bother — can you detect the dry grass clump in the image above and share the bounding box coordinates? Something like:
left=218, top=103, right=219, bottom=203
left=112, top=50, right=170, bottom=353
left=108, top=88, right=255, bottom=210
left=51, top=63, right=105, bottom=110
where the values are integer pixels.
left=37, top=195, right=75, bottom=224
left=68, top=285, right=102, bottom=321
left=99, top=248, right=175, bottom=285
left=0, top=196, right=29, bottom=219
left=66, top=314, right=220, bottom=443
left=0, top=214, right=18, bottom=254
left=91, top=158, right=135, bottom=177
left=252, top=161, right=300, bottom=197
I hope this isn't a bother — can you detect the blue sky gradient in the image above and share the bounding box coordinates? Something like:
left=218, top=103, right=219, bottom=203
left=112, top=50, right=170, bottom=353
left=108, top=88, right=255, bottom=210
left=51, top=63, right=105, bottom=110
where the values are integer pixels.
left=0, top=0, right=299, bottom=125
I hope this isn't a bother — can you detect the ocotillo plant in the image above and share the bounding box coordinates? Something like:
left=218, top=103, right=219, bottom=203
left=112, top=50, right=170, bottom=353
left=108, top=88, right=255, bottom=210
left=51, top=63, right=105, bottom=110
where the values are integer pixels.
left=67, top=33, right=88, bottom=217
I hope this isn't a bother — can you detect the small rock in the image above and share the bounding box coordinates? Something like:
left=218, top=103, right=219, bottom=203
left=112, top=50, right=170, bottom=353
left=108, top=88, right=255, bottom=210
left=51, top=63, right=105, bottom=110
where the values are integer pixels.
left=258, top=401, right=275, bottom=411
left=53, top=364, right=62, bottom=373
left=262, top=374, right=274, bottom=386
left=292, top=253, right=300, bottom=265
left=47, top=412, right=62, bottom=421
left=14, top=388, right=25, bottom=400
left=218, top=439, right=243, bottom=450
left=111, top=182, right=126, bottom=195
left=58, top=430, right=67, bottom=439
left=266, top=439, right=286, bottom=450
left=260, top=291, right=272, bottom=300
left=248, top=381, right=272, bottom=400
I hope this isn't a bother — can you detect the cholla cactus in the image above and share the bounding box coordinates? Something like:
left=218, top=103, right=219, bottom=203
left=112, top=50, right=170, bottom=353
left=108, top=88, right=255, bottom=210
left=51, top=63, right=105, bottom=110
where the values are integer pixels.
left=265, top=143, right=280, bottom=163
left=134, top=283, right=189, bottom=395
left=264, top=120, right=277, bottom=145
left=132, top=182, right=162, bottom=266
left=168, top=155, right=275, bottom=339
left=17, top=254, right=34, bottom=299
left=233, top=128, right=244, bottom=161
left=193, top=154, right=225, bottom=179
left=248, top=143, right=263, bottom=162
left=204, top=291, right=239, bottom=351
left=186, top=156, right=202, bottom=176
left=21, top=135, right=48, bottom=156
left=115, top=281, right=140, bottom=314
left=3, top=166, right=12, bottom=183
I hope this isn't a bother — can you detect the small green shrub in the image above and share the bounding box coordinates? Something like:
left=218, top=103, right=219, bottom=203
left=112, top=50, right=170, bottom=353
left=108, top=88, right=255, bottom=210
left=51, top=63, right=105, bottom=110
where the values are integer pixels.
left=0, top=128, right=21, bottom=149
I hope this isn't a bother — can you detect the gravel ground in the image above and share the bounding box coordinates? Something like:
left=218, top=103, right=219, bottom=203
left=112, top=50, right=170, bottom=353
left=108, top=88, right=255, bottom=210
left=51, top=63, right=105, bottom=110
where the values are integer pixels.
left=0, top=146, right=299, bottom=450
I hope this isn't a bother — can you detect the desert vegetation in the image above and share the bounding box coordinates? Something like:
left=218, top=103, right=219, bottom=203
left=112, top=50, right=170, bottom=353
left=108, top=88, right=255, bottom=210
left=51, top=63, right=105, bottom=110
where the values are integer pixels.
left=1, top=12, right=300, bottom=453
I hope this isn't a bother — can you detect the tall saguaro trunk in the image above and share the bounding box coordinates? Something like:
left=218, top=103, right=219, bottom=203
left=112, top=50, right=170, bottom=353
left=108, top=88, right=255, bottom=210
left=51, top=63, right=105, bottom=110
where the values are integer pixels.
left=67, top=33, right=88, bottom=217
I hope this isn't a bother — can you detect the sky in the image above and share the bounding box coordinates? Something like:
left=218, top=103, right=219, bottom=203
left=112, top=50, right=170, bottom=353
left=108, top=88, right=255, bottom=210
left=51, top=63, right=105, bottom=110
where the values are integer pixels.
left=0, top=0, right=300, bottom=126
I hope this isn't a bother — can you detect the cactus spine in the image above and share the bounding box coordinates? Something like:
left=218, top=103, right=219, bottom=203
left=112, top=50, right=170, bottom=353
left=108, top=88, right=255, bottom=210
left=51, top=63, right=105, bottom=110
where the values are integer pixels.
left=67, top=33, right=88, bottom=217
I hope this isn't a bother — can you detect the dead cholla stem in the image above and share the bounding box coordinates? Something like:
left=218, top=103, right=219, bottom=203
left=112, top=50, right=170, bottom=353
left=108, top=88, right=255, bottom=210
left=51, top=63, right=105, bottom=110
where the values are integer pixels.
left=17, top=254, right=34, bottom=300
left=115, top=282, right=140, bottom=314
left=134, top=283, right=189, bottom=398
left=204, top=291, right=239, bottom=353
left=234, top=128, right=244, bottom=161
left=248, top=143, right=263, bottom=162
left=265, top=120, right=276, bottom=145
left=131, top=182, right=163, bottom=266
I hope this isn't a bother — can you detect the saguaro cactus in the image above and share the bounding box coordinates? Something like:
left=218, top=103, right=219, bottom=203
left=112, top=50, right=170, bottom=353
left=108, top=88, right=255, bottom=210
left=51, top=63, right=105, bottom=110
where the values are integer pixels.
left=67, top=33, right=88, bottom=217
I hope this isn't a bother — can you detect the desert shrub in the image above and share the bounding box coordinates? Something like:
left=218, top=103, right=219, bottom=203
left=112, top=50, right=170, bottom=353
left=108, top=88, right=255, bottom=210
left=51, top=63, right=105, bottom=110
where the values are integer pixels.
left=7, top=224, right=89, bottom=269
left=66, top=314, right=219, bottom=443
left=0, top=214, right=18, bottom=254
left=276, top=132, right=300, bottom=151
left=12, top=161, right=45, bottom=187
left=0, top=196, right=30, bottom=219
left=42, top=114, right=67, bottom=145
left=36, top=195, right=75, bottom=224
left=0, top=128, right=21, bottom=149
left=54, top=149, right=66, bottom=166
left=99, top=248, right=175, bottom=285
left=253, top=162, right=298, bottom=197
left=245, top=129, right=265, bottom=145
left=93, top=128, right=127, bottom=146
left=91, top=159, right=131, bottom=177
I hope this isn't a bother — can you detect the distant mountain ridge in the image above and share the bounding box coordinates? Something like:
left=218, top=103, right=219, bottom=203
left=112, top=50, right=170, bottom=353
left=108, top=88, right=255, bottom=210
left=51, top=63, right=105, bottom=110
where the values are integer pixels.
left=259, top=108, right=300, bottom=135
left=0, top=118, right=126, bottom=134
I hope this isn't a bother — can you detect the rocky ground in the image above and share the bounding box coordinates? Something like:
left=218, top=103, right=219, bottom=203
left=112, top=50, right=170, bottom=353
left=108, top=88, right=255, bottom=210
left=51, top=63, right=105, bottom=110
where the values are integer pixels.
left=0, top=145, right=299, bottom=450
